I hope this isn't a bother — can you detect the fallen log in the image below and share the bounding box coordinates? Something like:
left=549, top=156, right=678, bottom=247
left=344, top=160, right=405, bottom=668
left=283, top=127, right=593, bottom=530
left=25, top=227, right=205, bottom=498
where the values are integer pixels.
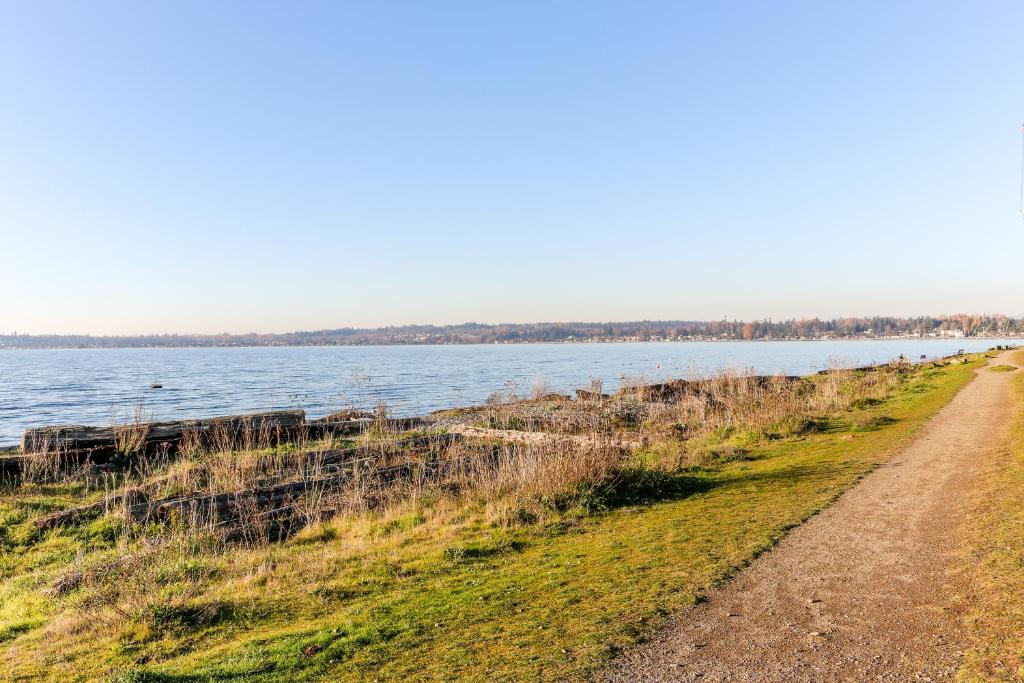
left=303, top=416, right=426, bottom=438
left=129, top=469, right=370, bottom=526
left=618, top=375, right=804, bottom=401
left=131, top=448, right=484, bottom=528
left=0, top=453, right=27, bottom=476
left=298, top=432, right=460, bottom=468
left=449, top=425, right=642, bottom=450
left=21, top=409, right=306, bottom=453
left=17, top=444, right=118, bottom=469
left=55, top=436, right=534, bottom=541
left=310, top=409, right=374, bottom=422
left=32, top=433, right=463, bottom=531
left=34, top=487, right=150, bottom=531
left=575, top=389, right=610, bottom=401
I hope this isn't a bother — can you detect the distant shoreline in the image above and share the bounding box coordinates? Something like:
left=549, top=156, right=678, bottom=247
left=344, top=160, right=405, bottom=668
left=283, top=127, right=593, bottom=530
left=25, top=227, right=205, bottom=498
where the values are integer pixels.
left=1, top=336, right=1019, bottom=351
left=3, top=315, right=1019, bottom=350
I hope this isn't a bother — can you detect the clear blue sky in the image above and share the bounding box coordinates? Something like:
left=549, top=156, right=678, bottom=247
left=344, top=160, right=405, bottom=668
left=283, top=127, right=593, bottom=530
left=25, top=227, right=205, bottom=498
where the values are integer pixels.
left=1, top=1, right=1022, bottom=335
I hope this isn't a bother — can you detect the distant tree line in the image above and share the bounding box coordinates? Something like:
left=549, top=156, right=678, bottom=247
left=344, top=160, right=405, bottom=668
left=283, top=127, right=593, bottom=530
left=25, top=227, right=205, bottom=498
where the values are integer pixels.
left=1, top=314, right=1020, bottom=349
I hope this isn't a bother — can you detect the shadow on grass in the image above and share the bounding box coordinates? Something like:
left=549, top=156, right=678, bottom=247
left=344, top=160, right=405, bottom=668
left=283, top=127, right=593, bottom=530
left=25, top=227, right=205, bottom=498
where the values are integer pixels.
left=591, top=467, right=715, bottom=509
left=813, top=416, right=860, bottom=435
left=147, top=600, right=243, bottom=633
left=717, top=458, right=858, bottom=488
left=109, top=671, right=196, bottom=683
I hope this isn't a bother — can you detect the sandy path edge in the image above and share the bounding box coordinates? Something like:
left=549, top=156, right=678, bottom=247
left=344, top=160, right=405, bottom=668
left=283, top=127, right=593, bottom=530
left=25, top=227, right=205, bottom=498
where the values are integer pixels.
left=604, top=352, right=1018, bottom=682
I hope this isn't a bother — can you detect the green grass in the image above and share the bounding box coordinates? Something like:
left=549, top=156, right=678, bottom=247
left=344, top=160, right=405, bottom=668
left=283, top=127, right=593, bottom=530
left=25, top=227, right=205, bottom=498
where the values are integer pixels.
left=0, top=357, right=985, bottom=682
left=958, top=351, right=1024, bottom=682
left=988, top=364, right=1017, bottom=373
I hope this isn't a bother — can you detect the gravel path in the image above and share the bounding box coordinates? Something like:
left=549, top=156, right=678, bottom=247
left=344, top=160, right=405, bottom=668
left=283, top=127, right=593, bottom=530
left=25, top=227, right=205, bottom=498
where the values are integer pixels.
left=605, top=353, right=1017, bottom=682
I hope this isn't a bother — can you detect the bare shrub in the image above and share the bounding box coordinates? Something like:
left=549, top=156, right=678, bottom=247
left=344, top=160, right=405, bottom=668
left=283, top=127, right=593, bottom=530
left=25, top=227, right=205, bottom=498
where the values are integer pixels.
left=113, top=402, right=152, bottom=455
left=529, top=377, right=552, bottom=400
left=75, top=535, right=216, bottom=627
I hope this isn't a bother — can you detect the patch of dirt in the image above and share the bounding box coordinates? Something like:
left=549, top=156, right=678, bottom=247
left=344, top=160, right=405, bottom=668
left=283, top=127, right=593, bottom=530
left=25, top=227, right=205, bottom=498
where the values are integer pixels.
left=604, top=354, right=1018, bottom=682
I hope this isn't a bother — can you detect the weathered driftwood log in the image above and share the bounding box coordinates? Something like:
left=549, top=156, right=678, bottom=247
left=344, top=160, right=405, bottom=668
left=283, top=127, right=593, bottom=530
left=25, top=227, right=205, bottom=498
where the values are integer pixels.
left=297, top=432, right=460, bottom=469
left=32, top=437, right=511, bottom=543
left=303, top=416, right=425, bottom=438
left=129, top=447, right=475, bottom=528
left=34, top=488, right=151, bottom=531
left=21, top=444, right=118, bottom=467
left=34, top=473, right=349, bottom=532
left=2, top=446, right=121, bottom=480
left=21, top=409, right=306, bottom=453
left=449, top=425, right=642, bottom=449
left=615, top=379, right=690, bottom=400
left=311, top=409, right=374, bottom=422
left=574, top=389, right=610, bottom=401
left=128, top=470, right=368, bottom=526
left=617, top=376, right=803, bottom=401
left=36, top=433, right=463, bottom=531
left=0, top=453, right=28, bottom=475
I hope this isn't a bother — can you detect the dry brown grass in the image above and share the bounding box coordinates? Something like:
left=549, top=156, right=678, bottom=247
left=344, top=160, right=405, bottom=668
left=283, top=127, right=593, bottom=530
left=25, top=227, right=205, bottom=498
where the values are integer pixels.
left=11, top=359, right=919, bottom=634
left=463, top=364, right=905, bottom=457
left=112, top=403, right=152, bottom=455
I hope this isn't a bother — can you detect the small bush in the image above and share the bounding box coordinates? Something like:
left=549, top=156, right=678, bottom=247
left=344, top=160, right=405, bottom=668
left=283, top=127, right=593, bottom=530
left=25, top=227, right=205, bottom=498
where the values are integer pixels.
left=7, top=523, right=40, bottom=547
left=443, top=537, right=527, bottom=563
left=849, top=396, right=883, bottom=410
left=291, top=523, right=339, bottom=545
left=610, top=399, right=645, bottom=429
left=155, top=557, right=218, bottom=585
left=81, top=515, right=121, bottom=545
left=708, top=446, right=755, bottom=463
left=146, top=600, right=233, bottom=631
left=770, top=415, right=826, bottom=438
left=0, top=621, right=36, bottom=643
left=309, top=585, right=359, bottom=604
left=107, top=669, right=179, bottom=683
left=591, top=468, right=705, bottom=508
left=374, top=512, right=425, bottom=537
left=487, top=415, right=527, bottom=431
left=851, top=415, right=897, bottom=432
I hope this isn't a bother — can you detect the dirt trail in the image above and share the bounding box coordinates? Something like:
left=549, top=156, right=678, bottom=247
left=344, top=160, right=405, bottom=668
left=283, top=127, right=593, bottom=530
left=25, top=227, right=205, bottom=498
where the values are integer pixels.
left=606, top=353, right=1018, bottom=682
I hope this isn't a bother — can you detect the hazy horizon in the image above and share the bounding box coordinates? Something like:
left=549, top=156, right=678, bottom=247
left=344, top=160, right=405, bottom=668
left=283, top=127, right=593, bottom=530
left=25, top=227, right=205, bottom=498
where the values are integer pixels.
left=2, top=311, right=1019, bottom=340
left=4, top=308, right=1024, bottom=339
left=3, top=2, right=1023, bottom=335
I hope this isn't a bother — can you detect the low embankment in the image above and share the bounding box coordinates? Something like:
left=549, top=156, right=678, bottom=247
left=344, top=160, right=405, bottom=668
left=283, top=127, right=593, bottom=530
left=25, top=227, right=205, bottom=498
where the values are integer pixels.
left=0, top=352, right=997, bottom=681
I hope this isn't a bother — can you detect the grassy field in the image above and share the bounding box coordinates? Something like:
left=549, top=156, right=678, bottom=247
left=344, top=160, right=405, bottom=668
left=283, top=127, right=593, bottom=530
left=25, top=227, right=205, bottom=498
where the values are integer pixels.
left=0, top=355, right=989, bottom=682
left=958, top=349, right=1024, bottom=682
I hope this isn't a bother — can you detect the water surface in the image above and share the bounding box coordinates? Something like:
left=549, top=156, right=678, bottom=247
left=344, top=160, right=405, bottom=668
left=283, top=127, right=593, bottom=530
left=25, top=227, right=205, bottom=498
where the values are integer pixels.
left=0, top=339, right=1005, bottom=445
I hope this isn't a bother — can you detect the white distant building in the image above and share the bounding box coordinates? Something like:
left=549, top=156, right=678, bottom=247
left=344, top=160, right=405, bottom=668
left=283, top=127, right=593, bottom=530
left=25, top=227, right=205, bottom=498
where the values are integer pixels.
left=938, top=328, right=965, bottom=338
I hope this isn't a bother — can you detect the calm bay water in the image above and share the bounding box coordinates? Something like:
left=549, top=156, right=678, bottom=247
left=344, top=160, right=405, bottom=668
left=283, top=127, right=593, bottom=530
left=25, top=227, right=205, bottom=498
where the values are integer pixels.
left=0, top=339, right=1006, bottom=445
